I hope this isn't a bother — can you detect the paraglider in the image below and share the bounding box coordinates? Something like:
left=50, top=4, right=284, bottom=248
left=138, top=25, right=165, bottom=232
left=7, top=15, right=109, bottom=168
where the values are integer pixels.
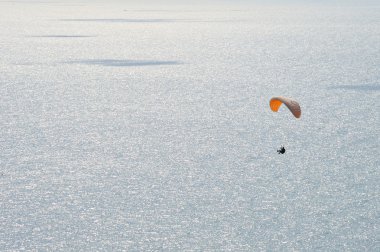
left=277, top=146, right=286, bottom=154
left=270, top=96, right=301, bottom=154
left=269, top=96, right=301, bottom=118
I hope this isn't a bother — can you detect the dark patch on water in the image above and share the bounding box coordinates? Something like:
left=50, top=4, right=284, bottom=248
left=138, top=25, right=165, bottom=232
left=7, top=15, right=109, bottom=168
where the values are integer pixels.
left=329, top=84, right=380, bottom=92
left=58, top=18, right=236, bottom=23
left=60, top=18, right=179, bottom=23
left=27, top=35, right=95, bottom=38
left=63, top=59, right=181, bottom=67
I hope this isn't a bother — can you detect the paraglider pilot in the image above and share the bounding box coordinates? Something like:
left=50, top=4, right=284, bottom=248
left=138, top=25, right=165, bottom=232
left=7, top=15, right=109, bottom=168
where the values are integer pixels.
left=277, top=146, right=285, bottom=154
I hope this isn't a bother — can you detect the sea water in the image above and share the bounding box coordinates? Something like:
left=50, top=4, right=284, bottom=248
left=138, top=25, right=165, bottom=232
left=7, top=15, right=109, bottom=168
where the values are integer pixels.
left=0, top=1, right=379, bottom=250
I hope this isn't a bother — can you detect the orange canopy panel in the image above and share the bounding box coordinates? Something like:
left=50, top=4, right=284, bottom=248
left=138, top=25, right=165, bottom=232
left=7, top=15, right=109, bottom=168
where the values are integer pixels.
left=270, top=96, right=301, bottom=118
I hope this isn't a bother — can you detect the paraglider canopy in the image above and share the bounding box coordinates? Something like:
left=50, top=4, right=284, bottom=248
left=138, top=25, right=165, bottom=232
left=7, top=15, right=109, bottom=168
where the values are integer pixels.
left=270, top=96, right=301, bottom=118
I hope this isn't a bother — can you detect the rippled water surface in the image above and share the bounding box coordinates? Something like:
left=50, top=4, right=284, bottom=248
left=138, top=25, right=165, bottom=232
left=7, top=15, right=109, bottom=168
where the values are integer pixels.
left=0, top=1, right=379, bottom=251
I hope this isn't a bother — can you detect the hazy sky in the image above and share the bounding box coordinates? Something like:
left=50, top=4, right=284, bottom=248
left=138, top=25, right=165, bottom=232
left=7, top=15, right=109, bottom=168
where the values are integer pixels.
left=5, top=0, right=377, bottom=8
left=39, top=0, right=379, bottom=6
left=108, top=0, right=379, bottom=5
